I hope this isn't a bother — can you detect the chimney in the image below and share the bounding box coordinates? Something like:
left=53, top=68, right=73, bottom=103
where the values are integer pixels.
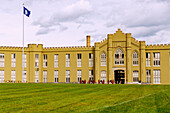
left=86, top=35, right=90, bottom=47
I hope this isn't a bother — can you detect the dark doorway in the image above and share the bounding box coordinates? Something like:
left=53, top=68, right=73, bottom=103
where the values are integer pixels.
left=114, top=70, right=125, bottom=84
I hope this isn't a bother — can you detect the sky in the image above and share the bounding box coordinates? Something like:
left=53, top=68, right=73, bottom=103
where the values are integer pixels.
left=0, top=0, right=170, bottom=47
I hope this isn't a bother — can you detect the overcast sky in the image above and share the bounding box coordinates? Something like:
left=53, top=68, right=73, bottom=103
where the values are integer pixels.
left=0, top=0, right=170, bottom=47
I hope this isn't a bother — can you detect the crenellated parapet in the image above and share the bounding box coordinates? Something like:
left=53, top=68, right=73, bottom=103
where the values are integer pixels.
left=0, top=44, right=95, bottom=52
left=146, top=44, right=170, bottom=50
left=99, top=38, right=107, bottom=47
left=0, top=46, right=28, bottom=51
left=0, top=44, right=43, bottom=52
left=113, top=28, right=125, bottom=35
left=139, top=41, right=146, bottom=50
left=94, top=42, right=100, bottom=50
left=100, top=38, right=107, bottom=45
left=131, top=37, right=139, bottom=46
left=43, top=46, right=95, bottom=51
left=28, top=44, right=43, bottom=48
left=28, top=44, right=43, bottom=52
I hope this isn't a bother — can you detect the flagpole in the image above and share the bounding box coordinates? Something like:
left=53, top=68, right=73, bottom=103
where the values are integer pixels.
left=22, top=3, right=25, bottom=83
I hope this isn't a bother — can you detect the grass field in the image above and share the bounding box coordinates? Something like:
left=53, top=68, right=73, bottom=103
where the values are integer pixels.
left=0, top=83, right=169, bottom=113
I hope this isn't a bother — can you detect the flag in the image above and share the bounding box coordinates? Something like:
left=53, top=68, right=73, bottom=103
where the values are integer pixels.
left=23, top=7, right=31, bottom=17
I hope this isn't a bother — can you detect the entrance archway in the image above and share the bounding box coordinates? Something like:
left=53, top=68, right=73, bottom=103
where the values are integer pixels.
left=114, top=70, right=125, bottom=84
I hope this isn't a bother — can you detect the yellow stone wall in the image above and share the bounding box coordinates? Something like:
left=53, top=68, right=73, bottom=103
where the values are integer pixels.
left=0, top=29, right=170, bottom=84
left=145, top=45, right=170, bottom=84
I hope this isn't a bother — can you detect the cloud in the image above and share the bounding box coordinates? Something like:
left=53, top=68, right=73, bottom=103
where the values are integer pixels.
left=78, top=38, right=86, bottom=42
left=33, top=0, right=92, bottom=35
left=78, top=33, right=106, bottom=44
left=36, top=28, right=55, bottom=35
left=128, top=25, right=170, bottom=38
left=105, top=0, right=170, bottom=28
left=24, top=0, right=61, bottom=6
left=76, top=17, right=94, bottom=28
left=102, top=0, right=170, bottom=40
left=59, top=25, right=68, bottom=32
left=84, top=29, right=97, bottom=34
left=31, top=0, right=170, bottom=44
left=140, top=29, right=170, bottom=44
left=55, top=0, right=92, bottom=22
left=91, top=33, right=107, bottom=43
left=1, top=0, right=170, bottom=47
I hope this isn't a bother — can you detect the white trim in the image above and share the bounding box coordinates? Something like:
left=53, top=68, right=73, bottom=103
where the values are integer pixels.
left=132, top=82, right=139, bottom=84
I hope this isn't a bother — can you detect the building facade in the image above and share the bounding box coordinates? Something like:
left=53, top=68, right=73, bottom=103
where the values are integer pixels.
left=0, top=29, right=170, bottom=84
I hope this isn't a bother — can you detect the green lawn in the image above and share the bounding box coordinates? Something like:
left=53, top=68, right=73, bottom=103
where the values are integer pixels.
left=0, top=83, right=169, bottom=113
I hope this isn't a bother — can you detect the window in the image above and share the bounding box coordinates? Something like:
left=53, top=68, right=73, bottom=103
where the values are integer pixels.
left=54, top=70, right=58, bottom=83
left=11, top=70, right=16, bottom=82
left=43, top=71, right=47, bottom=83
left=101, top=52, right=106, bottom=66
left=89, top=53, right=93, bottom=67
left=133, top=51, right=138, bottom=66
left=115, top=48, right=124, bottom=65
left=146, top=53, right=150, bottom=67
left=0, top=54, right=5, bottom=67
left=66, top=54, right=70, bottom=67
left=77, top=70, right=81, bottom=82
left=22, top=71, right=26, bottom=83
left=133, top=71, right=139, bottom=82
left=66, top=70, right=70, bottom=82
left=35, top=71, right=39, bottom=83
left=11, top=53, right=16, bottom=67
left=54, top=54, right=59, bottom=68
left=153, top=70, right=160, bottom=84
left=0, top=70, right=4, bottom=83
left=35, top=54, right=39, bottom=68
left=23, top=54, right=27, bottom=68
left=89, top=70, right=93, bottom=81
left=77, top=54, right=81, bottom=67
left=101, top=71, right=106, bottom=82
left=43, top=54, right=47, bottom=68
left=153, top=53, right=160, bottom=66
left=146, top=70, right=151, bottom=83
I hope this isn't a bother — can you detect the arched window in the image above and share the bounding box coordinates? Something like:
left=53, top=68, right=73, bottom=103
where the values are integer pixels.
left=101, top=52, right=106, bottom=66
left=133, top=51, right=138, bottom=66
left=115, top=48, right=124, bottom=65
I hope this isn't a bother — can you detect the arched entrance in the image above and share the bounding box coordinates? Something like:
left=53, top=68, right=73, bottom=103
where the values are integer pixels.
left=114, top=70, right=125, bottom=84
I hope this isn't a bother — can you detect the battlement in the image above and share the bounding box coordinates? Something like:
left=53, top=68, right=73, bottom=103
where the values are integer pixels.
left=126, top=33, right=132, bottom=35
left=131, top=37, right=139, bottom=43
left=100, top=38, right=107, bottom=43
left=0, top=44, right=44, bottom=52
left=0, top=44, right=94, bottom=52
left=0, top=46, right=28, bottom=51
left=114, top=28, right=125, bottom=35
left=108, top=34, right=114, bottom=37
left=28, top=44, right=43, bottom=48
left=146, top=44, right=170, bottom=48
left=99, top=38, right=107, bottom=47
left=43, top=46, right=94, bottom=51
left=139, top=41, right=145, bottom=43
left=139, top=41, right=146, bottom=46
left=95, top=42, right=100, bottom=44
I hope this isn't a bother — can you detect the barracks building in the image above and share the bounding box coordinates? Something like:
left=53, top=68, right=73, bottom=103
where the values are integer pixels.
left=0, top=29, right=170, bottom=84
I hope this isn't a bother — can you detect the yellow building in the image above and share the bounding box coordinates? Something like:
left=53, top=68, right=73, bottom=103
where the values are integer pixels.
left=0, top=29, right=170, bottom=84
